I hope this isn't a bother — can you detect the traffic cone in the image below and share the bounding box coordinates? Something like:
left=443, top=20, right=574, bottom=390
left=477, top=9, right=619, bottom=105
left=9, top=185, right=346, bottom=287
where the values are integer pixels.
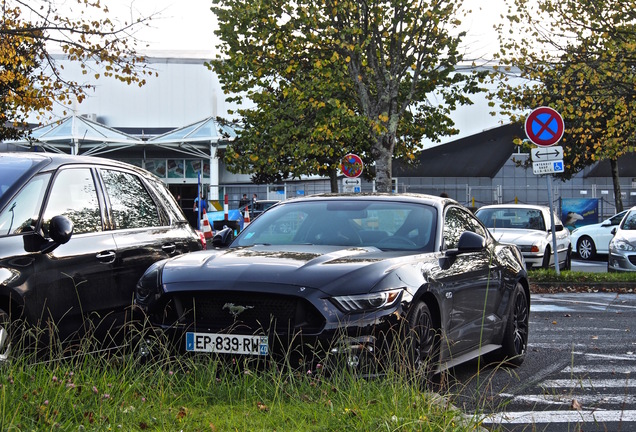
left=201, top=208, right=213, bottom=240
left=243, top=206, right=251, bottom=227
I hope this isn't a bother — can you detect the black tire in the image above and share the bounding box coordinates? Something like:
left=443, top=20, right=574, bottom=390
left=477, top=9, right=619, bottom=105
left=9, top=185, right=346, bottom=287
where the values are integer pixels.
left=498, top=283, right=529, bottom=367
left=562, top=247, right=572, bottom=271
left=541, top=245, right=551, bottom=269
left=406, top=302, right=440, bottom=380
left=577, top=236, right=596, bottom=261
left=0, top=309, right=10, bottom=363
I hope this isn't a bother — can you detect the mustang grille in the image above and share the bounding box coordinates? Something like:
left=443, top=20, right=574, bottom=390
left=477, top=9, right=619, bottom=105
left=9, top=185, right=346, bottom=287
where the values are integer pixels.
left=169, top=291, right=325, bottom=334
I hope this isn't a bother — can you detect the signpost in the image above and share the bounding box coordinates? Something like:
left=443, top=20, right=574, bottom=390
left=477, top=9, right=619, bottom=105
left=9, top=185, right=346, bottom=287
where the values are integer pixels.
left=526, top=107, right=565, bottom=275
left=342, top=177, right=361, bottom=193
left=341, top=153, right=363, bottom=193
left=525, top=107, right=565, bottom=147
left=340, top=153, right=363, bottom=178
left=531, top=146, right=563, bottom=161
left=532, top=160, right=564, bottom=175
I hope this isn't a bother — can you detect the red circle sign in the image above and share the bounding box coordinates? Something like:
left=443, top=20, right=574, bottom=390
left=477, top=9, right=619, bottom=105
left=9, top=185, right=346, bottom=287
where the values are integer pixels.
left=524, top=107, right=564, bottom=147
left=340, top=153, right=363, bottom=178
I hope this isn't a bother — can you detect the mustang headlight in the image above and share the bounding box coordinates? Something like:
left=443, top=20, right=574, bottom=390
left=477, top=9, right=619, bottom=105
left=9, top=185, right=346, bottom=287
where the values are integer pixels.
left=331, top=289, right=402, bottom=313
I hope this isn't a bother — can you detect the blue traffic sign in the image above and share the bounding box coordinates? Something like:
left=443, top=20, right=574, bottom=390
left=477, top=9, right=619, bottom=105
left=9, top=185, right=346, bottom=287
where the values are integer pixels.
left=525, top=107, right=564, bottom=147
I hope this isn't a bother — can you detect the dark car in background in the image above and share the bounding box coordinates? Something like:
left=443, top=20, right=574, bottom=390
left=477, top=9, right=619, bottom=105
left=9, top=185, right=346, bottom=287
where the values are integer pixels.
left=136, top=193, right=530, bottom=374
left=246, top=199, right=280, bottom=219
left=0, top=152, right=203, bottom=359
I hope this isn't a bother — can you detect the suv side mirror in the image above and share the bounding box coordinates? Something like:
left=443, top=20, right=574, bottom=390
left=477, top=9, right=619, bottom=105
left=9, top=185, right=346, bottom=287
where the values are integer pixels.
left=36, top=215, right=74, bottom=254
left=49, top=215, right=73, bottom=244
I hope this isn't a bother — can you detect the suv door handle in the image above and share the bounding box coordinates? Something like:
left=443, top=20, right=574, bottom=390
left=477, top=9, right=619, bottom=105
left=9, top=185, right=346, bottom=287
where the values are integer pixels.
left=162, top=243, right=177, bottom=255
left=96, top=250, right=116, bottom=264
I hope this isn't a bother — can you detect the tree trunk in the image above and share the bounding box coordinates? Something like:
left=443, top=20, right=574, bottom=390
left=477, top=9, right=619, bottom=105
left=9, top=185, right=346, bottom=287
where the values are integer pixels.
left=610, top=158, right=623, bottom=213
left=329, top=167, right=339, bottom=193
left=374, top=134, right=395, bottom=193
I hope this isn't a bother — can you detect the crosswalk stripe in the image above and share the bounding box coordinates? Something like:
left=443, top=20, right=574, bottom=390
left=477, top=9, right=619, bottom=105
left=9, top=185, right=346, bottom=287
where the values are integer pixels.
left=563, top=365, right=636, bottom=373
left=482, top=409, right=636, bottom=424
left=499, top=393, right=636, bottom=406
left=541, top=378, right=636, bottom=388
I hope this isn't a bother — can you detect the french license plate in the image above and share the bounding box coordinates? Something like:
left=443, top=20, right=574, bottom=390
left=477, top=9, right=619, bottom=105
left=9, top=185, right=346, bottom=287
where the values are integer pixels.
left=185, top=332, right=269, bottom=355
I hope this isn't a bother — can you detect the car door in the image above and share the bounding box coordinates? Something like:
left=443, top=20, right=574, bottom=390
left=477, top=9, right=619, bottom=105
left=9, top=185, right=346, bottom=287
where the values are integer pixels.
left=438, top=206, right=503, bottom=357
left=596, top=211, right=626, bottom=254
left=549, top=211, right=571, bottom=263
left=98, top=168, right=198, bottom=316
left=33, top=166, right=119, bottom=336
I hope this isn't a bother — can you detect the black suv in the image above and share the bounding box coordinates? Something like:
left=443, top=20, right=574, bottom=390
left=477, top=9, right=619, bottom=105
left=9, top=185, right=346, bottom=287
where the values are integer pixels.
left=0, top=153, right=202, bottom=358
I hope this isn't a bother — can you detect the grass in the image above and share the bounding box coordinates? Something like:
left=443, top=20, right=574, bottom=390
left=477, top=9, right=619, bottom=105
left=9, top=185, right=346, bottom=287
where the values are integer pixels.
left=528, top=268, right=636, bottom=284
left=0, top=324, right=486, bottom=431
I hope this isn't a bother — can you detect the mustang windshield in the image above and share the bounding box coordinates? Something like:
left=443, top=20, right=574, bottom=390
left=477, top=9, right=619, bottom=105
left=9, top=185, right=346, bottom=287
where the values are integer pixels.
left=234, top=200, right=437, bottom=251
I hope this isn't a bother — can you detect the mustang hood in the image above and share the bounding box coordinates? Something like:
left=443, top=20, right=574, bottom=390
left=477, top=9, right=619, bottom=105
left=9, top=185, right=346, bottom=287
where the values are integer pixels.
left=158, top=245, right=427, bottom=296
left=489, top=228, right=545, bottom=245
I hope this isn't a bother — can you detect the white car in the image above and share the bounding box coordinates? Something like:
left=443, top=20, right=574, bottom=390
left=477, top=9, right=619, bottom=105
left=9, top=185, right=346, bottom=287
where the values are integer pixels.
left=570, top=210, right=627, bottom=260
left=608, top=206, right=636, bottom=272
left=475, top=204, right=572, bottom=270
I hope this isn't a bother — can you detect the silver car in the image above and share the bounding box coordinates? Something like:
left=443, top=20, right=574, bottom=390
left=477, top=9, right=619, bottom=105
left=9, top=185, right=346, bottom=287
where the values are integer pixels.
left=608, top=206, right=636, bottom=272
left=475, top=204, right=572, bottom=270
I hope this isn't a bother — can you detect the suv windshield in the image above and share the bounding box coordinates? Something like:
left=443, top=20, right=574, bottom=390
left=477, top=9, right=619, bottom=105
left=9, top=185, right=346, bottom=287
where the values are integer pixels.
left=0, top=156, right=40, bottom=199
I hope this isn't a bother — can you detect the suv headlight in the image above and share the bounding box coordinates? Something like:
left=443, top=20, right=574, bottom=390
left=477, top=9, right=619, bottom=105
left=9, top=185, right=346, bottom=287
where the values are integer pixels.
left=331, top=289, right=402, bottom=313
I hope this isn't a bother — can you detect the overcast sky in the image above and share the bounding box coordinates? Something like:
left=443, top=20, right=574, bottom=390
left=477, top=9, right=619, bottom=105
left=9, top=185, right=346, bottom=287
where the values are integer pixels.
left=99, top=0, right=513, bottom=142
left=112, top=0, right=507, bottom=59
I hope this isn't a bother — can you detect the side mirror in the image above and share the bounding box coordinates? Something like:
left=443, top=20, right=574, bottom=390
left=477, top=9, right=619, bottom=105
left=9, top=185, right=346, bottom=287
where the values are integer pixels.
left=212, top=227, right=235, bottom=248
left=39, top=215, right=74, bottom=254
left=553, top=224, right=564, bottom=232
left=601, top=219, right=612, bottom=227
left=446, top=231, right=486, bottom=257
left=611, top=227, right=617, bottom=235
left=49, top=215, right=73, bottom=245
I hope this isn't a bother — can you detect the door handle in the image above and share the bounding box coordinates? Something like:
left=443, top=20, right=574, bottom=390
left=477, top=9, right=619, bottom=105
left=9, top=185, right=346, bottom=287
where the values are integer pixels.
left=96, top=250, right=116, bottom=264
left=162, top=243, right=177, bottom=255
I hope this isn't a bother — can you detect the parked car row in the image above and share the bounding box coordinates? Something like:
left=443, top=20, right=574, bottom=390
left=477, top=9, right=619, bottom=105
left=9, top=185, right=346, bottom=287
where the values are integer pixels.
left=2, top=158, right=530, bottom=374
left=566, top=207, right=636, bottom=272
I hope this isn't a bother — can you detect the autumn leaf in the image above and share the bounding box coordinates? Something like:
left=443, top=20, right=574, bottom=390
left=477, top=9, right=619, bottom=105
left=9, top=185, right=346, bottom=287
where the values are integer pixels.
left=177, top=406, right=188, bottom=420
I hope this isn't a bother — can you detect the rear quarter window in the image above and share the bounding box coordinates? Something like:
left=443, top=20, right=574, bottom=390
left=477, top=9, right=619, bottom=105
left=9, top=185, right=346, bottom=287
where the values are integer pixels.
left=101, top=169, right=161, bottom=229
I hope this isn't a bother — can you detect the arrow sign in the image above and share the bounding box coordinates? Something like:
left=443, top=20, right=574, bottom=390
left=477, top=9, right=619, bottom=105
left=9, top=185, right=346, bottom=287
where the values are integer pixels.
left=531, top=146, right=563, bottom=162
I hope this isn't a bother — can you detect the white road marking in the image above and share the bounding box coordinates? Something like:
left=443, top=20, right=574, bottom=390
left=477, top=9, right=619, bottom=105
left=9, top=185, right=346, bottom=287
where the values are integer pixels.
left=499, top=393, right=636, bottom=406
left=482, top=409, right=636, bottom=424
left=531, top=297, right=636, bottom=310
left=541, top=379, right=635, bottom=388
left=574, top=351, right=636, bottom=361
left=563, top=365, right=636, bottom=373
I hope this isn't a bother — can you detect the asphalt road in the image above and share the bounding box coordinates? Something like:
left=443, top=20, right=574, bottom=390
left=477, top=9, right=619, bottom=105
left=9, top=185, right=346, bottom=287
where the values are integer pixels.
left=448, top=292, right=636, bottom=432
left=571, top=255, right=608, bottom=273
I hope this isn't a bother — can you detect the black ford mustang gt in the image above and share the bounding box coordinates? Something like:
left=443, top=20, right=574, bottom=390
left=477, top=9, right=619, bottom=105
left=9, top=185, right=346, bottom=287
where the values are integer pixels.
left=135, top=194, right=529, bottom=373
